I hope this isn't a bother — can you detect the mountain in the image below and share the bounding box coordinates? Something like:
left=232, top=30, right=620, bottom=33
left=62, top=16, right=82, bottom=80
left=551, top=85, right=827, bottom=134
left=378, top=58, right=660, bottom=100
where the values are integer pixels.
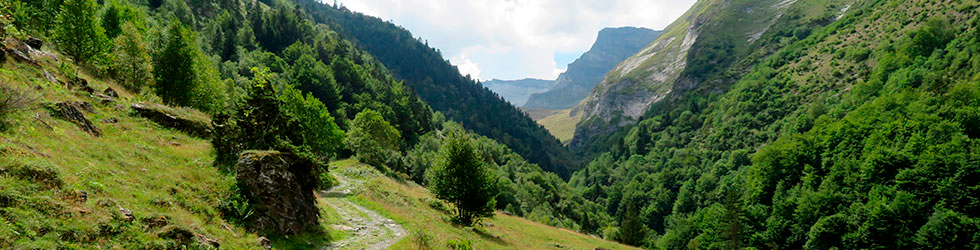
left=295, top=0, right=578, bottom=178
left=524, top=27, right=661, bottom=110
left=570, top=0, right=821, bottom=152
left=481, top=78, right=554, bottom=106
left=570, top=0, right=980, bottom=248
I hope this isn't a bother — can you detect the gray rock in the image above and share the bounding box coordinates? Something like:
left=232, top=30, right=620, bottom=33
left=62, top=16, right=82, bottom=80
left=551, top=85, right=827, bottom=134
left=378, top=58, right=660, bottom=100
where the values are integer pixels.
left=236, top=151, right=321, bottom=235
left=51, top=101, right=101, bottom=137
left=130, top=103, right=212, bottom=138
left=26, top=37, right=42, bottom=50
left=257, top=236, right=272, bottom=249
left=104, top=87, right=119, bottom=98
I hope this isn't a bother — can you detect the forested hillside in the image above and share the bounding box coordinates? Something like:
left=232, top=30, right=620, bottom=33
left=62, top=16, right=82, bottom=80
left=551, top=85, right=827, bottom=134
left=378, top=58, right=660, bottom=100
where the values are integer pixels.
left=572, top=0, right=852, bottom=156
left=569, top=0, right=980, bottom=248
left=292, top=0, right=578, bottom=177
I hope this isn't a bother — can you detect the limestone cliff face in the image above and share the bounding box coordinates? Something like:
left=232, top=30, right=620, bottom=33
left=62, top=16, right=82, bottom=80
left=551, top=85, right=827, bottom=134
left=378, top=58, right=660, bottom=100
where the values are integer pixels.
left=571, top=0, right=804, bottom=150
left=523, top=27, right=661, bottom=110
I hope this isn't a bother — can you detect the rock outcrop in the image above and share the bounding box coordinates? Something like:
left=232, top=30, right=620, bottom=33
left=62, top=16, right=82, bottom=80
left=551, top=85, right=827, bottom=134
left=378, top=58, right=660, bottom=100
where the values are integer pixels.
left=571, top=0, right=806, bottom=150
left=130, top=103, right=212, bottom=138
left=26, top=37, right=42, bottom=50
left=235, top=151, right=320, bottom=235
left=52, top=101, right=101, bottom=137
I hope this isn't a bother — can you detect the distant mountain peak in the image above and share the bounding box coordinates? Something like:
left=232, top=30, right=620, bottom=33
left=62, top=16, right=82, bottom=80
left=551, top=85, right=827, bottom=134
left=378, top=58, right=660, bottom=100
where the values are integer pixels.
left=522, top=27, right=661, bottom=110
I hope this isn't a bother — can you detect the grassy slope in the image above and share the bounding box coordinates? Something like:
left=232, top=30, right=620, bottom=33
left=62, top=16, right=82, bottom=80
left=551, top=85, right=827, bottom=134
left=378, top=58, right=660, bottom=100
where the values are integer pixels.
left=1, top=43, right=631, bottom=249
left=0, top=46, right=350, bottom=248
left=535, top=109, right=583, bottom=145
left=329, top=159, right=637, bottom=250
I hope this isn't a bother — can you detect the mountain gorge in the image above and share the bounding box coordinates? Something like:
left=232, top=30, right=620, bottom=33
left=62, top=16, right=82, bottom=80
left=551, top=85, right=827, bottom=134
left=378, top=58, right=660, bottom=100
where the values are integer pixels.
left=569, top=0, right=980, bottom=248
left=572, top=0, right=849, bottom=152
left=2, top=0, right=979, bottom=248
left=293, top=0, right=578, bottom=178
left=524, top=27, right=662, bottom=110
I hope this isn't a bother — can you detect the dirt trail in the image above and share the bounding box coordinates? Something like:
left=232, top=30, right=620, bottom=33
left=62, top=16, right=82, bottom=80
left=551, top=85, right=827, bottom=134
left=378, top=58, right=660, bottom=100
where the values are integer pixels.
left=320, top=172, right=406, bottom=250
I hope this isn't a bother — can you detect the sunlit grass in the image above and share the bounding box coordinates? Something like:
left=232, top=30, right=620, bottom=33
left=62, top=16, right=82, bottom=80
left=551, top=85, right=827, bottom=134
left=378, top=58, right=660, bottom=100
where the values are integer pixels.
left=330, top=159, right=639, bottom=250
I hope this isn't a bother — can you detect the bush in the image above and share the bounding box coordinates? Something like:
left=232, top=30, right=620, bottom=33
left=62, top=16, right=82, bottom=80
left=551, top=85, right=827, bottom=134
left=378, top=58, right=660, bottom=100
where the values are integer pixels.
left=446, top=239, right=473, bottom=250
left=0, top=84, right=33, bottom=130
left=344, top=109, right=401, bottom=169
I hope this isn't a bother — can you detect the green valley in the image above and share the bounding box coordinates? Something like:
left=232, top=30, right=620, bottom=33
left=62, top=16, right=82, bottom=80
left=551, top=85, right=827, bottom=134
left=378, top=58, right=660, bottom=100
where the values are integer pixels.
left=3, top=0, right=980, bottom=249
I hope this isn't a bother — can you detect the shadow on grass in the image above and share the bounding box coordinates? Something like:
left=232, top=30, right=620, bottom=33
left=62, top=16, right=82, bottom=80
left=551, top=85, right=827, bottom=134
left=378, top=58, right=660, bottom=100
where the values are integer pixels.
left=268, top=226, right=335, bottom=250
left=472, top=226, right=509, bottom=246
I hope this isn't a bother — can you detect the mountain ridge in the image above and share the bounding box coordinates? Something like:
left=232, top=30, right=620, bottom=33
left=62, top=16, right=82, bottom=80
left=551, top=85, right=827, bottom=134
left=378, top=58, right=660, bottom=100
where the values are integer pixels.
left=481, top=78, right=554, bottom=106
left=524, top=27, right=661, bottom=110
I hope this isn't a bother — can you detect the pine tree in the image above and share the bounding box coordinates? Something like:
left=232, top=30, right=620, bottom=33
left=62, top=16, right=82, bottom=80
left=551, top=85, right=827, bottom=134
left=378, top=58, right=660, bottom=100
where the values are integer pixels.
left=616, top=198, right=648, bottom=246
left=427, top=132, right=499, bottom=226
left=152, top=21, right=197, bottom=107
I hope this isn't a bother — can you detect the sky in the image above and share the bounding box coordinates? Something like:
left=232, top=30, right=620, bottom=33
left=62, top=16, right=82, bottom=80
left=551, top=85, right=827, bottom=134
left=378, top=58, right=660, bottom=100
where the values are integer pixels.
left=335, top=0, right=697, bottom=81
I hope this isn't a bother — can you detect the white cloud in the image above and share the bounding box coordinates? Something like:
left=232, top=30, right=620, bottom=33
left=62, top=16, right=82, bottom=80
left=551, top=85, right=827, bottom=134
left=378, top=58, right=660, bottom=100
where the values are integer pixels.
left=451, top=53, right=481, bottom=80
left=337, top=0, right=696, bottom=81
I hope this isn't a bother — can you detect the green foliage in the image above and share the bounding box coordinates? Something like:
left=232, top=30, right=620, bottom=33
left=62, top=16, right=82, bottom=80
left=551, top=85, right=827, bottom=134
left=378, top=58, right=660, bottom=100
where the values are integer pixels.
left=344, top=109, right=400, bottom=169
left=111, top=22, right=153, bottom=91
left=152, top=21, right=227, bottom=113
left=427, top=132, right=499, bottom=226
left=152, top=21, right=198, bottom=107
left=914, top=210, right=979, bottom=248
left=614, top=199, right=648, bottom=246
left=54, top=0, right=109, bottom=63
left=446, top=239, right=473, bottom=250
left=213, top=67, right=341, bottom=168
left=277, top=83, right=344, bottom=160
left=571, top=0, right=980, bottom=248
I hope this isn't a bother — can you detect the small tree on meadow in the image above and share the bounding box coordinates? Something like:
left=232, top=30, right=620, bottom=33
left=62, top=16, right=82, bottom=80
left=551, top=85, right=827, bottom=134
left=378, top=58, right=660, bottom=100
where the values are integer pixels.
left=344, top=108, right=400, bottom=168
left=153, top=21, right=197, bottom=107
left=112, top=22, right=153, bottom=91
left=427, top=132, right=499, bottom=226
left=55, top=0, right=110, bottom=63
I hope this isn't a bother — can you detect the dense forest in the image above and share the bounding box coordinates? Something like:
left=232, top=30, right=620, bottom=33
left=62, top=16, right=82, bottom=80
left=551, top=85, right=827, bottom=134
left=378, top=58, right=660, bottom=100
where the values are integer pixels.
left=570, top=0, right=980, bottom=248
left=291, top=0, right=579, bottom=178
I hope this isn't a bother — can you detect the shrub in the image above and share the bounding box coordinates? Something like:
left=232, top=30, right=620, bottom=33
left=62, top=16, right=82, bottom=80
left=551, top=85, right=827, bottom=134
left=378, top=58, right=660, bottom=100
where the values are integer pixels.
left=446, top=239, right=473, bottom=250
left=344, top=109, right=400, bottom=169
left=0, top=84, right=33, bottom=130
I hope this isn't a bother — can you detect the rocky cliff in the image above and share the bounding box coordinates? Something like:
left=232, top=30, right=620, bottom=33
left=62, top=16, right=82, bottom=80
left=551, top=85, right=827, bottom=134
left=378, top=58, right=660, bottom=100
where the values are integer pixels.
left=523, top=27, right=661, bottom=110
left=570, top=0, right=840, bottom=151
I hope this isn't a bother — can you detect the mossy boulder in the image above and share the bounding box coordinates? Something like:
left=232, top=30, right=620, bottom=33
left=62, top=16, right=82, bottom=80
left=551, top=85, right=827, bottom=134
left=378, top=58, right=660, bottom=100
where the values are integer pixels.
left=235, top=151, right=320, bottom=235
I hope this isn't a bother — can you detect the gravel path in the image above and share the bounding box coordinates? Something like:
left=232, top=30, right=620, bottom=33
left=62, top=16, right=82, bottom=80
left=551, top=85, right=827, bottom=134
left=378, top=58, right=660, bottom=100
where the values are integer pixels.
left=320, top=172, right=406, bottom=250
